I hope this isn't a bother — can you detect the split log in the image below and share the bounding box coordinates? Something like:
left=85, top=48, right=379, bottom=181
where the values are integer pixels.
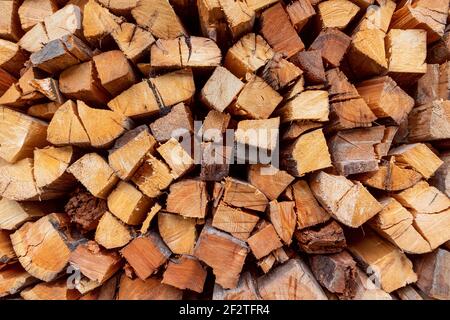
left=317, top=0, right=360, bottom=30
left=428, top=29, right=450, bottom=64
left=194, top=225, right=249, bottom=289
left=166, top=179, right=208, bottom=218
left=95, top=211, right=132, bottom=249
left=0, top=230, right=16, bottom=268
left=44, top=4, right=83, bottom=41
left=120, top=232, right=171, bottom=280
left=82, top=0, right=121, bottom=44
left=386, top=29, right=427, bottom=85
left=0, top=39, right=28, bottom=76
left=10, top=213, right=72, bottom=282
left=388, top=143, right=443, bottom=179
left=59, top=61, right=110, bottom=105
left=213, top=272, right=260, bottom=300
left=309, top=28, right=351, bottom=67
left=222, top=177, right=268, bottom=212
left=157, top=138, right=194, bottom=179
left=415, top=64, right=448, bottom=105
left=18, top=0, right=58, bottom=32
left=257, top=258, right=327, bottom=300
left=352, top=267, right=392, bottom=300
left=0, top=198, right=52, bottom=230
left=0, top=265, right=36, bottom=298
left=149, top=69, right=196, bottom=108
left=310, top=171, right=382, bottom=227
left=356, top=76, right=414, bottom=124
left=286, top=0, right=316, bottom=32
left=69, top=241, right=122, bottom=284
left=396, top=285, right=423, bottom=300
left=131, top=154, right=173, bottom=198
left=0, top=68, right=16, bottom=96
left=107, top=181, right=153, bottom=225
left=97, top=0, right=139, bottom=15
left=202, top=110, right=231, bottom=142
left=408, top=100, right=450, bottom=142
left=108, top=125, right=157, bottom=180
left=257, top=254, right=276, bottom=273
left=150, top=36, right=221, bottom=69
left=224, top=33, right=274, bottom=78
left=200, top=142, right=233, bottom=182
left=413, top=248, right=450, bottom=300
left=247, top=164, right=294, bottom=201
left=18, top=22, right=49, bottom=53
left=261, top=54, right=302, bottom=90
left=117, top=275, right=182, bottom=300
left=27, top=102, right=61, bottom=121
left=431, top=151, right=450, bottom=196
left=162, top=255, right=207, bottom=293
left=0, top=106, right=48, bottom=163
left=0, top=0, right=23, bottom=41
left=149, top=102, right=194, bottom=142
left=219, top=0, right=255, bottom=39
left=111, top=22, right=154, bottom=63
left=276, top=90, right=329, bottom=124
left=347, top=229, right=417, bottom=293
left=140, top=203, right=161, bottom=234
left=281, top=129, right=332, bottom=177
left=370, top=197, right=432, bottom=254
left=247, top=223, right=283, bottom=259
left=294, top=220, right=346, bottom=254
left=281, top=121, right=323, bottom=141
left=158, top=211, right=197, bottom=254
left=212, top=202, right=259, bottom=240
left=201, top=66, right=244, bottom=112
left=268, top=201, right=296, bottom=245
left=290, top=50, right=326, bottom=84
left=309, top=251, right=358, bottom=299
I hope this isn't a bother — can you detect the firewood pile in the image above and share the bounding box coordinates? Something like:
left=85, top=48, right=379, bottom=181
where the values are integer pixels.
left=0, top=0, right=450, bottom=300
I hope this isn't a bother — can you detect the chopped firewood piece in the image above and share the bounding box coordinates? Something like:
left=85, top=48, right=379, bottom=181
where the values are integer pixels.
left=258, top=253, right=276, bottom=273
left=291, top=50, right=326, bottom=84
left=59, top=61, right=110, bottom=106
left=257, top=258, right=327, bottom=300
left=352, top=267, right=392, bottom=300
left=121, top=232, right=171, bottom=280
left=276, top=90, right=329, bottom=123
left=229, top=74, right=282, bottom=120
left=428, top=29, right=450, bottom=64
left=310, top=251, right=358, bottom=299
left=268, top=201, right=296, bottom=245
left=69, top=241, right=122, bottom=284
left=0, top=265, right=36, bottom=298
left=18, top=23, right=49, bottom=53
left=286, top=0, right=316, bottom=31
left=0, top=68, right=16, bottom=96
left=310, top=171, right=382, bottom=227
left=107, top=181, right=152, bottom=225
left=224, top=33, right=274, bottom=78
left=218, top=0, right=254, bottom=39
left=213, top=272, right=260, bottom=300
left=44, top=4, right=82, bottom=41
left=431, top=151, right=450, bottom=197
left=356, top=158, right=422, bottom=191
left=200, top=142, right=232, bottom=182
left=64, top=188, right=108, bottom=232
left=202, top=110, right=231, bottom=142
left=261, top=55, right=302, bottom=91
left=388, top=143, right=443, bottom=179
left=21, top=279, right=78, bottom=300
left=369, top=197, right=431, bottom=254
left=30, top=35, right=93, bottom=74
left=108, top=126, right=157, bottom=180
left=0, top=198, right=54, bottom=231
left=222, top=177, right=268, bottom=212
left=195, top=227, right=249, bottom=291
left=235, top=117, right=280, bottom=156
left=162, top=255, right=207, bottom=293
left=396, top=286, right=423, bottom=301
left=166, top=179, right=208, bottom=218
left=117, top=275, right=182, bottom=300
left=18, top=0, right=57, bottom=32
left=390, top=0, right=448, bottom=44
left=149, top=102, right=193, bottom=143
left=111, top=22, right=154, bottom=62
left=132, top=154, right=173, bottom=198
left=33, top=146, right=76, bottom=197
left=0, top=40, right=28, bottom=76
left=201, top=66, right=244, bottom=112
left=149, top=69, right=196, bottom=108
left=95, top=211, right=132, bottom=249
left=408, top=100, right=450, bottom=142
left=295, top=220, right=346, bottom=254
left=68, top=153, right=119, bottom=199
left=0, top=0, right=23, bottom=41
left=282, top=121, right=323, bottom=141
left=212, top=202, right=259, bottom=239
left=10, top=213, right=72, bottom=282
left=328, top=126, right=385, bottom=176
left=0, top=106, right=48, bottom=163
left=309, top=28, right=351, bottom=67
left=347, top=229, right=418, bottom=293
left=150, top=36, right=221, bottom=69
left=92, top=50, right=137, bottom=96
left=131, top=0, right=185, bottom=39
left=140, top=203, right=161, bottom=234
left=281, top=129, right=332, bottom=177
left=386, top=29, right=427, bottom=85
left=0, top=230, right=16, bottom=267
left=157, top=138, right=194, bottom=179
left=97, top=0, right=139, bottom=15
left=158, top=211, right=196, bottom=254
left=318, top=0, right=360, bottom=30
left=414, top=248, right=450, bottom=300
left=290, top=180, right=330, bottom=229
left=82, top=0, right=121, bottom=44
left=328, top=98, right=376, bottom=131
left=415, top=64, right=447, bottom=105
left=29, top=78, right=63, bottom=104
left=248, top=164, right=294, bottom=201
left=356, top=76, right=414, bottom=124
left=247, top=223, right=283, bottom=259
left=260, top=3, right=304, bottom=58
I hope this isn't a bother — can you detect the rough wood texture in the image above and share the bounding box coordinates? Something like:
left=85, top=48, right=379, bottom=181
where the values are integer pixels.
left=248, top=164, right=294, bottom=201
left=295, top=220, right=346, bottom=254
left=166, top=179, right=208, bottom=218
left=0, top=265, right=37, bottom=298
left=310, top=28, right=351, bottom=67
left=158, top=211, right=196, bottom=254
left=212, top=202, right=259, bottom=240
left=222, top=177, right=268, bottom=212
left=247, top=223, right=283, bottom=259
left=95, top=211, right=132, bottom=249
left=318, top=0, right=360, bottom=30
left=408, top=100, right=450, bottom=142
left=117, top=274, right=182, bottom=300
left=162, top=255, right=207, bottom=293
